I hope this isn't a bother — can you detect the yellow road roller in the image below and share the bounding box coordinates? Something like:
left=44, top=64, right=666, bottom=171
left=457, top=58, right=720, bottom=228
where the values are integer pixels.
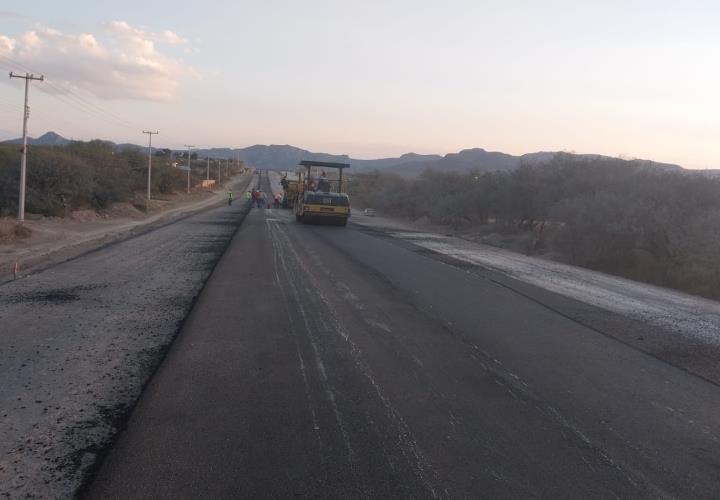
left=294, top=160, right=351, bottom=226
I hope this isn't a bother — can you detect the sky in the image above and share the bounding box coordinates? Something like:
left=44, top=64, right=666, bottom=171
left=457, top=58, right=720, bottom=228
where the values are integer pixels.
left=0, top=0, right=718, bottom=168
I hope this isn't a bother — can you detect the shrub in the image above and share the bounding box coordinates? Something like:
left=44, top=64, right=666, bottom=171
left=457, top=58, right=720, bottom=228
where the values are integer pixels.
left=348, top=156, right=720, bottom=299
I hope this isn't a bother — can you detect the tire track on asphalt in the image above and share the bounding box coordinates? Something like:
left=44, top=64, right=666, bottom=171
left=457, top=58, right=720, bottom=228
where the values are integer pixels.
left=267, top=217, right=364, bottom=497
left=266, top=216, right=444, bottom=499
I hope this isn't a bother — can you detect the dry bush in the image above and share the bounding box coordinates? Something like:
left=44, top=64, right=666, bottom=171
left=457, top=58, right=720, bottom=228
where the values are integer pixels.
left=0, top=142, right=240, bottom=218
left=350, top=157, right=720, bottom=300
left=0, top=219, right=32, bottom=242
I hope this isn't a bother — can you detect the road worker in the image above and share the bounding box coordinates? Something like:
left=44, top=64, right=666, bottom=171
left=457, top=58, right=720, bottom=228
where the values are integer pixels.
left=317, top=171, right=330, bottom=192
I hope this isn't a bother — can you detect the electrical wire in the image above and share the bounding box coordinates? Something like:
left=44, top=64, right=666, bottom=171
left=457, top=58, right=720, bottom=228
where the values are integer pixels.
left=41, top=78, right=139, bottom=131
left=0, top=93, right=23, bottom=106
left=43, top=78, right=141, bottom=130
left=0, top=54, right=144, bottom=132
left=0, top=100, right=22, bottom=112
left=0, top=55, right=186, bottom=149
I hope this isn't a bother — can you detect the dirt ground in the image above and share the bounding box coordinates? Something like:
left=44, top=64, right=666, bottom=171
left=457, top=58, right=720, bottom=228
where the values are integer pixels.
left=0, top=178, right=248, bottom=283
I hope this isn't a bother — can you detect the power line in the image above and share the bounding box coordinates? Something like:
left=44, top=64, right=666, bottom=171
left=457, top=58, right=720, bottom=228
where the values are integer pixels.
left=0, top=54, right=142, bottom=131
left=0, top=54, right=36, bottom=74
left=43, top=77, right=141, bottom=129
left=41, top=79, right=140, bottom=131
left=0, top=104, right=23, bottom=117
left=10, top=55, right=181, bottom=144
left=0, top=94, right=23, bottom=107
left=0, top=54, right=181, bottom=151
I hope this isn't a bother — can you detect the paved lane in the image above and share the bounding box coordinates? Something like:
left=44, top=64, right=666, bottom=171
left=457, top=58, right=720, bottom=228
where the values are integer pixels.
left=87, top=206, right=720, bottom=499
left=0, top=176, right=254, bottom=498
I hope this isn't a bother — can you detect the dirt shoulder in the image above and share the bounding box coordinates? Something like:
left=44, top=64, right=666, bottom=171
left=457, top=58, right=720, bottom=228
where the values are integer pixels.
left=0, top=174, right=254, bottom=284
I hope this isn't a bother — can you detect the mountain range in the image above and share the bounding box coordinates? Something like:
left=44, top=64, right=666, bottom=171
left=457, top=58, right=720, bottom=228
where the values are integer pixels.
left=1, top=131, right=686, bottom=176
left=1, top=131, right=72, bottom=148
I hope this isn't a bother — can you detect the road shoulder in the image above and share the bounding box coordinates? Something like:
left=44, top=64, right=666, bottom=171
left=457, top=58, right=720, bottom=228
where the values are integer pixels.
left=0, top=175, right=253, bottom=284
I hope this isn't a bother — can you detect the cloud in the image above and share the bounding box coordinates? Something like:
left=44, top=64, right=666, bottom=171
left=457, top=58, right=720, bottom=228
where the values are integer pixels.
left=0, top=35, right=15, bottom=54
left=160, top=30, right=186, bottom=45
left=105, top=21, right=188, bottom=45
left=0, top=21, right=195, bottom=101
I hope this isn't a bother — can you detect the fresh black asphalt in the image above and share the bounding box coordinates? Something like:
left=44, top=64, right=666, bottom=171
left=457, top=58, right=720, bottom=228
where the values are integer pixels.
left=86, top=182, right=720, bottom=498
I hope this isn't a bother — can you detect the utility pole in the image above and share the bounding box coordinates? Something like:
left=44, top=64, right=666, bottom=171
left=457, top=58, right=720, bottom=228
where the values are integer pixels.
left=206, top=156, right=210, bottom=180
left=9, top=72, right=44, bottom=223
left=142, top=130, right=159, bottom=201
left=184, top=145, right=194, bottom=194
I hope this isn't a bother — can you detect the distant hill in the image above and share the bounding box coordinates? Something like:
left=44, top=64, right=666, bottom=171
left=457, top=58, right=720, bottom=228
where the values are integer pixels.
left=378, top=148, right=519, bottom=176
left=375, top=150, right=685, bottom=176
left=0, top=131, right=71, bottom=147
left=0, top=131, right=687, bottom=175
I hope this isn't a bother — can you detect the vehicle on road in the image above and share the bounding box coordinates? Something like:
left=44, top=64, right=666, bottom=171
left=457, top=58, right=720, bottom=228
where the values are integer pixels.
left=280, top=172, right=301, bottom=208
left=294, top=160, right=351, bottom=226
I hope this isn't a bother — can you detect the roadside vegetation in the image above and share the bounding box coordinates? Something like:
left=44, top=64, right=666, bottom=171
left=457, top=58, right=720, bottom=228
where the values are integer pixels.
left=349, top=154, right=720, bottom=300
left=0, top=218, right=31, bottom=242
left=0, top=141, right=235, bottom=219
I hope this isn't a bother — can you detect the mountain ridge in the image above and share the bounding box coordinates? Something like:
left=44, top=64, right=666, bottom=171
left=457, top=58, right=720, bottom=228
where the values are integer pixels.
left=0, top=131, right=686, bottom=175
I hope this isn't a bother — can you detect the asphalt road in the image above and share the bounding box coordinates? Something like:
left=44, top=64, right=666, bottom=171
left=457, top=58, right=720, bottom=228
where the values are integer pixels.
left=0, top=175, right=254, bottom=498
left=87, top=184, right=720, bottom=498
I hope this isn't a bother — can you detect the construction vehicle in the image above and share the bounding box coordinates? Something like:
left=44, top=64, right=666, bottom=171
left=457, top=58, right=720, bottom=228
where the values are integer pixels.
left=294, top=160, right=351, bottom=226
left=280, top=171, right=301, bottom=208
